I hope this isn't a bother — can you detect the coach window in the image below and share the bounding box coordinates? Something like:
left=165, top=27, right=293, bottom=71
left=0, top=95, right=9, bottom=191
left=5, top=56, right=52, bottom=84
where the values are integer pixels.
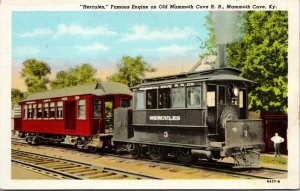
left=93, top=100, right=101, bottom=119
left=78, top=99, right=86, bottom=119
left=56, top=101, right=63, bottom=119
left=23, top=105, right=27, bottom=119
left=44, top=103, right=49, bottom=119
left=32, top=104, right=37, bottom=119
left=27, top=105, right=32, bottom=119
left=146, top=89, right=157, bottom=109
left=50, top=102, right=55, bottom=119
left=187, top=86, right=201, bottom=107
left=135, top=91, right=145, bottom=110
left=158, top=88, right=170, bottom=109
left=121, top=99, right=130, bottom=107
left=37, top=104, right=42, bottom=119
left=171, top=88, right=185, bottom=108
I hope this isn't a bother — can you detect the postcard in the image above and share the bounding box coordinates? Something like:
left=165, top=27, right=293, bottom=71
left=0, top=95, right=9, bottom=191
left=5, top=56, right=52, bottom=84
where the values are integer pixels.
left=0, top=0, right=299, bottom=189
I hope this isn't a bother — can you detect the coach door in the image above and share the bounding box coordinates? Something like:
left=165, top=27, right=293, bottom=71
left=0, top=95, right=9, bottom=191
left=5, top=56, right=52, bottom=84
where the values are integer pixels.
left=92, top=99, right=104, bottom=134
left=65, top=101, right=76, bottom=130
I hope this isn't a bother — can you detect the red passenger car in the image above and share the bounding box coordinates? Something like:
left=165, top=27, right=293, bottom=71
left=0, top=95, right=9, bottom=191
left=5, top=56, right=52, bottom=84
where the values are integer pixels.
left=14, top=82, right=132, bottom=150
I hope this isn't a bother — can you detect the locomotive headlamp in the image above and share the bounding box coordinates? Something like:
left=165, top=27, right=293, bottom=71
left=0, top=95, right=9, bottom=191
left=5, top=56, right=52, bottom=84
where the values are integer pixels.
left=233, top=87, right=239, bottom=97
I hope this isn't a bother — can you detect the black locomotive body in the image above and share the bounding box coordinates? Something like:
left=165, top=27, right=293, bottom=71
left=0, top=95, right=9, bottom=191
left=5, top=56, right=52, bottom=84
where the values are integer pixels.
left=113, top=67, right=265, bottom=167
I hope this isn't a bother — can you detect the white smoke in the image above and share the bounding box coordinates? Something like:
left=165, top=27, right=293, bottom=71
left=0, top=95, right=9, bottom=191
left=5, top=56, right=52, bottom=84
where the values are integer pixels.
left=211, top=11, right=241, bottom=45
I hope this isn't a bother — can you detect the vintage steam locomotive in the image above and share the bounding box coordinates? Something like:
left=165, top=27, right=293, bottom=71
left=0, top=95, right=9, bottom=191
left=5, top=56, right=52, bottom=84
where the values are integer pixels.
left=112, top=66, right=264, bottom=167
left=14, top=54, right=264, bottom=168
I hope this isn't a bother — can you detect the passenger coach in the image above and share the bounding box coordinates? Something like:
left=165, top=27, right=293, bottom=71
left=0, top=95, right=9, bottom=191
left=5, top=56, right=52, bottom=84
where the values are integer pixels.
left=14, top=82, right=132, bottom=151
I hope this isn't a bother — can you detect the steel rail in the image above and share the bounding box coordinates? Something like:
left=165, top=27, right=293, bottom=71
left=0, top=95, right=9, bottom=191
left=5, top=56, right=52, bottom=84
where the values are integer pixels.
left=12, top=149, right=161, bottom=180
left=12, top=138, right=287, bottom=179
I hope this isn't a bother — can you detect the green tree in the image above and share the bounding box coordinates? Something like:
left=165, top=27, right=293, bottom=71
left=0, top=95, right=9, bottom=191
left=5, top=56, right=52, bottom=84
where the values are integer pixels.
left=11, top=89, right=24, bottom=107
left=20, top=59, right=51, bottom=93
left=227, top=11, right=288, bottom=112
left=200, top=14, right=217, bottom=58
left=198, top=14, right=217, bottom=68
left=108, top=56, right=156, bottom=86
left=51, top=63, right=100, bottom=89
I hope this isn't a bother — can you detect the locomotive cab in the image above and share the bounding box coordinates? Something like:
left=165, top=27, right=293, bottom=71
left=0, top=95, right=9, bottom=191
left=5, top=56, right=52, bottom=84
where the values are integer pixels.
left=113, top=67, right=264, bottom=168
left=206, top=82, right=247, bottom=140
left=204, top=71, right=264, bottom=167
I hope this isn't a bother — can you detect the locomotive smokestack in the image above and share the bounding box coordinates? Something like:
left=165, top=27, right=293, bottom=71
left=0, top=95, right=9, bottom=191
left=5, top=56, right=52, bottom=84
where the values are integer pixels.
left=211, top=11, right=241, bottom=68
left=217, top=44, right=227, bottom=68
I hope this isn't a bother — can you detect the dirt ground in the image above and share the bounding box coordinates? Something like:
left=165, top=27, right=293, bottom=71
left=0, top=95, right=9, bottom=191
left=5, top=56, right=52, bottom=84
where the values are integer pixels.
left=12, top=164, right=58, bottom=179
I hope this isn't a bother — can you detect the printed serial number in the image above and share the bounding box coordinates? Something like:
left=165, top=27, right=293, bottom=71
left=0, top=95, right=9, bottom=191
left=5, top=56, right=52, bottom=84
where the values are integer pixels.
left=267, top=179, right=280, bottom=183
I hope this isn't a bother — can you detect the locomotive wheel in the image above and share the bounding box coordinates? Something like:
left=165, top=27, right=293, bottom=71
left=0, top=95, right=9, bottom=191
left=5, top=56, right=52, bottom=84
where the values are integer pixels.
left=88, top=146, right=98, bottom=153
left=31, top=136, right=39, bottom=145
left=130, top=144, right=142, bottom=159
left=175, top=148, right=194, bottom=165
left=148, top=145, right=167, bottom=161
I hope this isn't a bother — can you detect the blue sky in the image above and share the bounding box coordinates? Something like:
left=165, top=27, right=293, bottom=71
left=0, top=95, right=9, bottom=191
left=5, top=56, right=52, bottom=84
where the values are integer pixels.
left=12, top=11, right=209, bottom=90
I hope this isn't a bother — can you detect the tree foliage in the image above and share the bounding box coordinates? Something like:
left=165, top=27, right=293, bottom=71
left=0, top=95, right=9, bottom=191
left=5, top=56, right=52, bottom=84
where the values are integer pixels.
left=108, top=56, right=156, bottom=87
left=198, top=14, right=217, bottom=67
left=200, top=14, right=217, bottom=58
left=11, top=89, right=24, bottom=107
left=227, top=11, right=288, bottom=112
left=20, top=59, right=51, bottom=93
left=50, top=63, right=100, bottom=89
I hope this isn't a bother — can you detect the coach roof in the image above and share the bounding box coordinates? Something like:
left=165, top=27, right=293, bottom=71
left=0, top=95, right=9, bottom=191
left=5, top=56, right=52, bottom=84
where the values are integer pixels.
left=22, top=81, right=132, bottom=102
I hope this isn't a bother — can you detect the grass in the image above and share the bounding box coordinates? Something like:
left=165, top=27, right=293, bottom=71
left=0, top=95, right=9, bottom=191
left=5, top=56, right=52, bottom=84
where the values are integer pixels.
left=260, top=155, right=287, bottom=165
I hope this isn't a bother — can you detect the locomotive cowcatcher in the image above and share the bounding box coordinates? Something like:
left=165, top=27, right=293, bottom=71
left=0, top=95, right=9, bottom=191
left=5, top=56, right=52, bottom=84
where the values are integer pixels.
left=14, top=82, right=132, bottom=152
left=113, top=66, right=265, bottom=168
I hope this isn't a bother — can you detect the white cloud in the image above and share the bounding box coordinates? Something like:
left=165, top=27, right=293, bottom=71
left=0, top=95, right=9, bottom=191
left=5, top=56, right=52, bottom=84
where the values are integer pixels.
left=120, top=25, right=195, bottom=42
left=75, top=43, right=109, bottom=52
left=143, top=44, right=195, bottom=55
left=19, top=28, right=54, bottom=38
left=55, top=24, right=116, bottom=37
left=19, top=24, right=116, bottom=38
left=15, top=46, right=40, bottom=56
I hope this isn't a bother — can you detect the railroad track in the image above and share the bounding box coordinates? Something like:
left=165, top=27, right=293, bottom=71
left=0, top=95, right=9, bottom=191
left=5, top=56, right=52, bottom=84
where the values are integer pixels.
left=12, top=149, right=160, bottom=180
left=11, top=138, right=287, bottom=179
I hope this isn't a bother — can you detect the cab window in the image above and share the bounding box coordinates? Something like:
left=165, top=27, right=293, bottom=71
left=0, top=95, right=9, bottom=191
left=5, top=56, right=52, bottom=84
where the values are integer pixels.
left=207, top=92, right=216, bottom=107
left=146, top=89, right=157, bottom=109
left=218, top=86, right=226, bottom=105
left=171, top=88, right=185, bottom=108
left=135, top=91, right=145, bottom=110
left=239, top=91, right=244, bottom=108
left=158, top=88, right=170, bottom=108
left=187, top=86, right=201, bottom=107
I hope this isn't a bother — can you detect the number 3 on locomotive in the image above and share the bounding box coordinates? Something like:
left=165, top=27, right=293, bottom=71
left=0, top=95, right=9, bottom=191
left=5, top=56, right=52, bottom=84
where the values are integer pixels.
left=163, top=131, right=169, bottom=138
